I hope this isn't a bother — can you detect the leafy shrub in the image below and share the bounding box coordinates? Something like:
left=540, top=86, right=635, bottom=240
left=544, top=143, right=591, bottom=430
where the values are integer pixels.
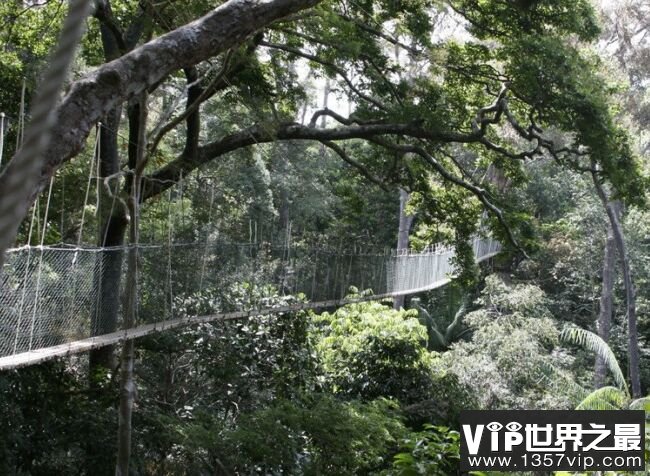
left=385, top=424, right=461, bottom=476
left=313, top=300, right=437, bottom=404
left=443, top=275, right=581, bottom=409
left=169, top=395, right=408, bottom=475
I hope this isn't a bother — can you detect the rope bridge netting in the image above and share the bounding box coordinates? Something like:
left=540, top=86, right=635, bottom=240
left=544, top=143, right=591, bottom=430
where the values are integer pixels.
left=0, top=237, right=500, bottom=369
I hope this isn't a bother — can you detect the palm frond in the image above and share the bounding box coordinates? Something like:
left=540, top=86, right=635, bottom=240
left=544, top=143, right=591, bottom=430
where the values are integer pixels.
left=444, top=301, right=468, bottom=342
left=629, top=397, right=650, bottom=411
left=560, top=326, right=629, bottom=396
left=429, top=326, right=447, bottom=351
left=536, top=361, right=592, bottom=405
left=576, top=386, right=627, bottom=410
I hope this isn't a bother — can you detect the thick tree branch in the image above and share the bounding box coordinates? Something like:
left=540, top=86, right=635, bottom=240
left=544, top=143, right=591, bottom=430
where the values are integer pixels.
left=94, top=0, right=127, bottom=53
left=143, top=120, right=493, bottom=196
left=142, top=95, right=513, bottom=200
left=34, top=0, right=323, bottom=201
left=309, top=108, right=355, bottom=127
left=471, top=82, right=509, bottom=135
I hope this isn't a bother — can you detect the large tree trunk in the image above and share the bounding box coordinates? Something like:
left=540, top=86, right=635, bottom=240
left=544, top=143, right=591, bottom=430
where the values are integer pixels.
left=592, top=172, right=642, bottom=397
left=594, top=219, right=616, bottom=388
left=393, top=188, right=414, bottom=310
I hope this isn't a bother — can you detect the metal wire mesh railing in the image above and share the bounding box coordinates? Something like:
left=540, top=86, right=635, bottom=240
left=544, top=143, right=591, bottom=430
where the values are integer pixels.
left=386, top=237, right=502, bottom=295
left=0, top=236, right=501, bottom=369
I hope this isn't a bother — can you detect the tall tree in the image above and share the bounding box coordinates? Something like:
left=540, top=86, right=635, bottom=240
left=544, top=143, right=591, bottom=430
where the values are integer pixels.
left=594, top=216, right=616, bottom=388
left=394, top=188, right=414, bottom=309
left=592, top=177, right=642, bottom=397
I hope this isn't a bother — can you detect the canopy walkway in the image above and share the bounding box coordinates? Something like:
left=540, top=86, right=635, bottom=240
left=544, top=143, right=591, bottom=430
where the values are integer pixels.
left=0, top=236, right=500, bottom=370
left=0, top=2, right=501, bottom=371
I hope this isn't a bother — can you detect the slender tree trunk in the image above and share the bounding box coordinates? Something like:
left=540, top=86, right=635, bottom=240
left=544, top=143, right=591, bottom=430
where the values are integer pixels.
left=592, top=173, right=642, bottom=397
left=594, top=220, right=616, bottom=388
left=320, top=78, right=330, bottom=127
left=116, top=92, right=147, bottom=476
left=605, top=200, right=641, bottom=397
left=89, top=10, right=127, bottom=376
left=394, top=188, right=414, bottom=309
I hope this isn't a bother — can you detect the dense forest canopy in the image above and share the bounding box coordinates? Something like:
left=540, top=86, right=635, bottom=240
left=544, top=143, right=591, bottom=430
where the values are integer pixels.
left=0, top=0, right=649, bottom=474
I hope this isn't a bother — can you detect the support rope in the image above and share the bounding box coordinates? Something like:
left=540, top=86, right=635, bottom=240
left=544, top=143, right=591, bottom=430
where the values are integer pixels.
left=12, top=202, right=39, bottom=354
left=0, top=0, right=92, bottom=268
left=0, top=112, right=5, bottom=167
left=28, top=176, right=55, bottom=350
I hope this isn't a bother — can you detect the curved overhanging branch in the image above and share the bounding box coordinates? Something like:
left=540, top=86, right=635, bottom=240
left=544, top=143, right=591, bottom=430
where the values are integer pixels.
left=141, top=86, right=518, bottom=200
left=139, top=86, right=534, bottom=253
left=501, top=99, right=593, bottom=170
left=140, top=120, right=490, bottom=200
left=141, top=107, right=526, bottom=257
left=471, top=82, right=509, bottom=135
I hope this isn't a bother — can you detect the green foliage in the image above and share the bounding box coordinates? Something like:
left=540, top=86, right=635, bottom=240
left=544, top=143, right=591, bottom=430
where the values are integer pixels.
left=386, top=425, right=461, bottom=476
left=0, top=362, right=117, bottom=475
left=153, top=395, right=408, bottom=475
left=412, top=296, right=471, bottom=351
left=4, top=0, right=650, bottom=472
left=577, top=386, right=628, bottom=411
left=450, top=0, right=600, bottom=41
left=443, top=275, right=579, bottom=409
left=313, top=300, right=437, bottom=404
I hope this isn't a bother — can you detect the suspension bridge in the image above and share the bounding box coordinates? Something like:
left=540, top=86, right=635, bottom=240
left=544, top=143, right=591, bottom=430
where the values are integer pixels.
left=0, top=0, right=502, bottom=371
left=0, top=236, right=500, bottom=370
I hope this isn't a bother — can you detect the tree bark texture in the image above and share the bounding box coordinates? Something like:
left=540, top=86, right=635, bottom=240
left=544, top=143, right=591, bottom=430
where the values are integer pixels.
left=394, top=188, right=414, bottom=310
left=592, top=171, right=642, bottom=398
left=594, top=219, right=615, bottom=388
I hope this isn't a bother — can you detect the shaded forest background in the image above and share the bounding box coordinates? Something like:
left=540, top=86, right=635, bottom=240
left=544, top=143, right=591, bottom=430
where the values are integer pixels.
left=0, top=0, right=649, bottom=474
